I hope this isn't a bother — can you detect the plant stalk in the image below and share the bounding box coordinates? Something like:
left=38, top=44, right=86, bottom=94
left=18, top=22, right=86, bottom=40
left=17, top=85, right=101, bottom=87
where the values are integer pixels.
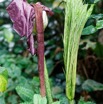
left=34, top=4, right=45, bottom=97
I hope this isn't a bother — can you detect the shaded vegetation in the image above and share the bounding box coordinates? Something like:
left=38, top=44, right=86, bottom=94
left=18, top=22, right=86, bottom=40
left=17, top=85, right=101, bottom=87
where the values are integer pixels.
left=0, top=0, right=103, bottom=103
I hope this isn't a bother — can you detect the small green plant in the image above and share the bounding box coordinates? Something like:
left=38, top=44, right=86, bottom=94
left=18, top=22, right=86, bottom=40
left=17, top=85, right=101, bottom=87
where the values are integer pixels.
left=63, top=0, right=94, bottom=102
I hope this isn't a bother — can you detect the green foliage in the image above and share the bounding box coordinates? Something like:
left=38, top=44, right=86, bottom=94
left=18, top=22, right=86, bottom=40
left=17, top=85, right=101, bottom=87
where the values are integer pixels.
left=82, top=18, right=103, bottom=35
left=33, top=94, right=60, bottom=104
left=0, top=96, right=5, bottom=104
left=0, top=67, right=8, bottom=79
left=82, top=79, right=103, bottom=92
left=78, top=97, right=95, bottom=104
left=85, top=0, right=100, bottom=4
left=96, top=20, right=103, bottom=29
left=16, top=86, right=34, bottom=101
left=90, top=14, right=103, bottom=20
left=3, top=28, right=14, bottom=43
left=52, top=101, right=60, bottom=104
left=82, top=25, right=97, bottom=35
left=94, top=0, right=100, bottom=3
left=20, top=102, right=33, bottom=104
left=94, top=42, right=103, bottom=57
left=33, top=94, right=47, bottom=104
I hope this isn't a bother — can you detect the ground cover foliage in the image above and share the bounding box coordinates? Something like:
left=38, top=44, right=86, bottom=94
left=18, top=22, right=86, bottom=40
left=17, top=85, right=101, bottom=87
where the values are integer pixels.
left=0, top=0, right=103, bottom=103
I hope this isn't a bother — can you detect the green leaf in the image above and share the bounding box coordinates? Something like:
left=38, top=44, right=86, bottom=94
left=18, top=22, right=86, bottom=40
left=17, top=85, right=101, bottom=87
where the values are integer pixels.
left=0, top=67, right=8, bottom=80
left=94, top=42, right=103, bottom=57
left=3, top=29, right=14, bottom=43
left=33, top=94, right=47, bottom=104
left=20, top=102, right=33, bottom=104
left=46, top=59, right=54, bottom=75
left=0, top=66, right=8, bottom=93
left=1, top=70, right=8, bottom=80
left=82, top=25, right=97, bottom=35
left=52, top=101, right=60, bottom=104
left=0, top=74, right=8, bottom=92
left=16, top=86, right=34, bottom=101
left=78, top=97, right=95, bottom=104
left=82, top=79, right=103, bottom=92
left=60, top=96, right=69, bottom=104
left=86, top=0, right=100, bottom=4
left=8, top=64, right=21, bottom=78
left=96, top=20, right=103, bottom=29
left=94, top=0, right=100, bottom=3
left=0, top=96, right=6, bottom=104
left=90, top=14, right=103, bottom=20
left=7, top=95, right=18, bottom=104
left=32, top=77, right=40, bottom=87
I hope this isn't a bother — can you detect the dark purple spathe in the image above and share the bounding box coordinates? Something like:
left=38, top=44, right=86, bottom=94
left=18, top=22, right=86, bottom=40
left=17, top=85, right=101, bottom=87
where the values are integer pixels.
left=6, top=0, right=35, bottom=37
left=6, top=0, right=35, bottom=55
left=6, top=0, right=53, bottom=55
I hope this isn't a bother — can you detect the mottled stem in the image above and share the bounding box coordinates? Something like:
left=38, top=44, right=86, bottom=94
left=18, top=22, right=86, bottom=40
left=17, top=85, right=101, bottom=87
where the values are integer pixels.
left=34, top=4, right=45, bottom=97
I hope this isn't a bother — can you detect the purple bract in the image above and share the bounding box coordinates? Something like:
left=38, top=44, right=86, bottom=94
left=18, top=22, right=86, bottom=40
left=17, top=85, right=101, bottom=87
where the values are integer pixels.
left=7, top=0, right=35, bottom=55
left=7, top=0, right=35, bottom=37
left=7, top=0, right=53, bottom=55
